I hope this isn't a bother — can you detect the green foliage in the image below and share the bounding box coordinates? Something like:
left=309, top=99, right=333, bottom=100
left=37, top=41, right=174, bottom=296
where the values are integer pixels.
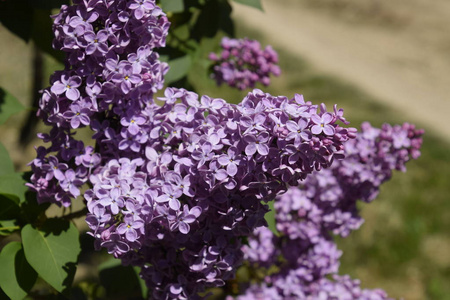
left=0, top=0, right=33, bottom=41
left=0, top=88, right=25, bottom=125
left=19, top=190, right=50, bottom=226
left=165, top=55, right=193, bottom=84
left=160, top=0, right=185, bottom=13
left=22, top=220, right=81, bottom=294
left=264, top=201, right=279, bottom=236
left=233, top=0, right=263, bottom=11
left=0, top=220, right=18, bottom=236
left=31, top=8, right=66, bottom=62
left=0, top=174, right=27, bottom=205
left=0, top=194, right=20, bottom=221
left=0, top=242, right=37, bottom=300
left=0, top=142, right=27, bottom=219
left=99, top=258, right=147, bottom=299
left=191, top=0, right=234, bottom=40
left=0, top=142, right=14, bottom=175
left=0, top=1, right=66, bottom=62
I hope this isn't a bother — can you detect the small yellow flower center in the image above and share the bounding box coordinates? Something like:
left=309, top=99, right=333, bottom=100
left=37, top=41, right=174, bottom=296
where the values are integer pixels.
left=66, top=85, right=71, bottom=89
left=124, top=75, right=129, bottom=80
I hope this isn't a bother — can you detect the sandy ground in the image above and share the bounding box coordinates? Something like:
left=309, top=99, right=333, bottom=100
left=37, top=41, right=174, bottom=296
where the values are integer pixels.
left=232, top=0, right=450, bottom=141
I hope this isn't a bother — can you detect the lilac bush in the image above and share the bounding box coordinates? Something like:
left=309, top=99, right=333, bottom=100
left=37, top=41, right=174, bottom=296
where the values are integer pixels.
left=209, top=37, right=281, bottom=90
left=18, top=0, right=425, bottom=299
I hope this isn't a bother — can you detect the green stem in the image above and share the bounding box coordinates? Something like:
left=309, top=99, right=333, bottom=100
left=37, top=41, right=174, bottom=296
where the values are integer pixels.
left=62, top=207, right=88, bottom=220
left=0, top=226, right=20, bottom=231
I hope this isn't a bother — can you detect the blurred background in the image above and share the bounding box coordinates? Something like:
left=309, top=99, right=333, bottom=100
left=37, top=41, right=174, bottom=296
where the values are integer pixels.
left=1, top=0, right=449, bottom=299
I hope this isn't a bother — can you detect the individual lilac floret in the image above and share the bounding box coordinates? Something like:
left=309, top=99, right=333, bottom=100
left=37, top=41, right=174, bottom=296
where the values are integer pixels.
left=209, top=37, right=281, bottom=90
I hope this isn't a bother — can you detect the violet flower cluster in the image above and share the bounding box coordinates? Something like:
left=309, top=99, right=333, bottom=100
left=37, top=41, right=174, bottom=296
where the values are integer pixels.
left=84, top=88, right=354, bottom=299
left=27, top=0, right=170, bottom=206
left=209, top=37, right=281, bottom=90
left=25, top=1, right=354, bottom=295
left=234, top=122, right=423, bottom=299
left=25, top=0, right=414, bottom=298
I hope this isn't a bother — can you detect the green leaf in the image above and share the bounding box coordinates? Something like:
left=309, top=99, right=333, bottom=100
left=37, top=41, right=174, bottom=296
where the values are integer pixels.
left=22, top=220, right=80, bottom=293
left=133, top=266, right=148, bottom=299
left=31, top=9, right=66, bottom=62
left=0, top=195, right=20, bottom=221
left=99, top=259, right=144, bottom=299
left=165, top=55, right=192, bottom=84
left=264, top=200, right=279, bottom=236
left=0, top=242, right=37, bottom=300
left=232, top=0, right=263, bottom=11
left=0, top=173, right=28, bottom=204
left=192, top=0, right=234, bottom=40
left=160, top=0, right=184, bottom=13
left=0, top=220, right=18, bottom=236
left=20, top=191, right=50, bottom=225
left=0, top=88, right=25, bottom=125
left=0, top=142, right=14, bottom=176
left=0, top=1, right=33, bottom=41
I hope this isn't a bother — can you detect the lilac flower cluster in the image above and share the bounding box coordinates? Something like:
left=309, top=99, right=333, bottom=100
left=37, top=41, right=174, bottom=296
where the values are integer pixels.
left=26, top=0, right=354, bottom=297
left=27, top=0, right=170, bottom=206
left=233, top=122, right=423, bottom=299
left=83, top=88, right=354, bottom=299
left=26, top=0, right=413, bottom=298
left=290, top=121, right=424, bottom=238
left=209, top=37, right=281, bottom=90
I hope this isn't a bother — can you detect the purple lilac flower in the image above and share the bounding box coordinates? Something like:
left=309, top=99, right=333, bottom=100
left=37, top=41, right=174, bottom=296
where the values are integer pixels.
left=209, top=37, right=281, bottom=90
left=50, top=74, right=82, bottom=101
left=29, top=0, right=370, bottom=298
left=235, top=122, right=423, bottom=300
left=28, top=0, right=170, bottom=209
left=81, top=87, right=353, bottom=299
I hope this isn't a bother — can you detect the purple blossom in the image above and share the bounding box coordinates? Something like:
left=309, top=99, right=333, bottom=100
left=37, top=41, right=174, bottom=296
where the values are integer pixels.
left=218, top=147, right=242, bottom=176
left=311, top=113, right=335, bottom=135
left=62, top=103, right=91, bottom=128
left=111, top=64, right=141, bottom=94
left=286, top=117, right=311, bottom=146
left=244, top=132, right=270, bottom=156
left=50, top=74, right=82, bottom=101
left=209, top=37, right=281, bottom=90
left=84, top=29, right=109, bottom=56
left=117, top=214, right=144, bottom=242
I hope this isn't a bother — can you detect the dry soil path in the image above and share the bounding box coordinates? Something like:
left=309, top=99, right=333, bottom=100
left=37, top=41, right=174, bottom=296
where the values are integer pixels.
left=232, top=0, right=450, bottom=141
